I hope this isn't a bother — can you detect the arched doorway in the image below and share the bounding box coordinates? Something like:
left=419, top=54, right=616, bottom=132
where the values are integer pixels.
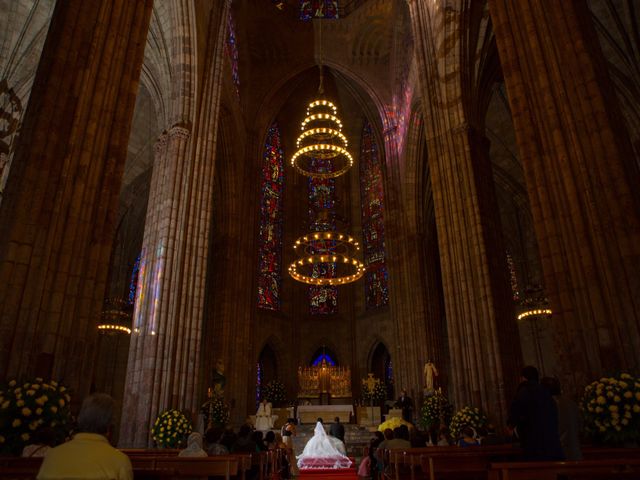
left=257, top=344, right=278, bottom=406
left=370, top=342, right=394, bottom=400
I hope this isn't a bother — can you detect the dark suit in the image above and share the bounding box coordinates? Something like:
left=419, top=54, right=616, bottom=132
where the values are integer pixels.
left=395, top=395, right=413, bottom=423
left=508, top=380, right=564, bottom=460
left=329, top=420, right=345, bottom=442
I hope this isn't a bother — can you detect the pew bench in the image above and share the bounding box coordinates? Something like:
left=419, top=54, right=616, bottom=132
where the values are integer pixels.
left=384, top=445, right=523, bottom=480
left=488, top=458, right=640, bottom=480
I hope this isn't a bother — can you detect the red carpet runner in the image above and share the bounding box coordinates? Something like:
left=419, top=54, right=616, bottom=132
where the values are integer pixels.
left=298, top=467, right=358, bottom=479
left=298, top=458, right=358, bottom=479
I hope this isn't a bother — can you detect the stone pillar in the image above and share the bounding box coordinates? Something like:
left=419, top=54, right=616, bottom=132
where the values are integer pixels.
left=120, top=2, right=230, bottom=447
left=489, top=0, right=640, bottom=389
left=408, top=1, right=521, bottom=422
left=0, top=0, right=152, bottom=395
left=382, top=126, right=430, bottom=394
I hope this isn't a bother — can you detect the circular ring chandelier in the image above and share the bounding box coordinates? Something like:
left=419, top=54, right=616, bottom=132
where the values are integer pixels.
left=290, top=99, right=354, bottom=179
left=97, top=298, right=132, bottom=335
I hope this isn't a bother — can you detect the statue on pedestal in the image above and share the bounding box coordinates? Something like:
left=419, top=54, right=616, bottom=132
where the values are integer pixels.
left=423, top=360, right=438, bottom=396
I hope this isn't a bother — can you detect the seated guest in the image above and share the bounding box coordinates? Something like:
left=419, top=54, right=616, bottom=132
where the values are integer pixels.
left=385, top=427, right=411, bottom=449
left=179, top=432, right=207, bottom=457
left=478, top=424, right=505, bottom=446
left=252, top=430, right=266, bottom=451
left=264, top=431, right=277, bottom=450
left=233, top=424, right=257, bottom=453
left=205, top=427, right=229, bottom=455
left=37, top=393, right=132, bottom=480
left=220, top=428, right=236, bottom=452
left=457, top=426, right=479, bottom=447
left=437, top=426, right=452, bottom=446
left=22, top=427, right=57, bottom=458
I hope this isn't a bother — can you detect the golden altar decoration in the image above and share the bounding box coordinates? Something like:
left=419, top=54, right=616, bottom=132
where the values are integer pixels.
left=297, top=359, right=351, bottom=399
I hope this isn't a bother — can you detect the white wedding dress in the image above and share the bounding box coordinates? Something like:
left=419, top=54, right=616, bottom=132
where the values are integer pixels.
left=296, top=421, right=352, bottom=469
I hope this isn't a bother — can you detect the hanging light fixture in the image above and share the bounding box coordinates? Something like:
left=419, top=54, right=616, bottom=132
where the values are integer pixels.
left=288, top=18, right=364, bottom=287
left=98, top=297, right=132, bottom=335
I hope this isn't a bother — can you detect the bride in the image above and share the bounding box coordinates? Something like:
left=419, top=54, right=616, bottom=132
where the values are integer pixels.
left=297, top=420, right=352, bottom=469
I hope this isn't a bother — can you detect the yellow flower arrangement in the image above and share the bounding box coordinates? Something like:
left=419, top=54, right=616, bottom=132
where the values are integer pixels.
left=377, top=417, right=413, bottom=432
left=449, top=406, right=488, bottom=439
left=151, top=409, right=192, bottom=448
left=581, top=372, right=640, bottom=445
left=1, top=377, right=72, bottom=455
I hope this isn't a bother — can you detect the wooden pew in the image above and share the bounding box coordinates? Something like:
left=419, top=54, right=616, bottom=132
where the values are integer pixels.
left=0, top=456, right=43, bottom=479
left=488, top=458, right=640, bottom=480
left=384, top=445, right=523, bottom=480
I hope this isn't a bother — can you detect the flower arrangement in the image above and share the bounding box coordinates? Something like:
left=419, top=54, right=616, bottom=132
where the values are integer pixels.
left=263, top=380, right=287, bottom=406
left=377, top=417, right=413, bottom=432
left=202, top=396, right=230, bottom=427
left=151, top=409, right=192, bottom=448
left=0, top=378, right=72, bottom=455
left=362, top=376, right=387, bottom=403
left=449, top=406, right=487, bottom=439
left=420, top=391, right=452, bottom=428
left=581, top=372, right=640, bottom=445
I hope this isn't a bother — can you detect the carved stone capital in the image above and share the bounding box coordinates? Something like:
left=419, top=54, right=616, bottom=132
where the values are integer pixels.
left=167, top=124, right=191, bottom=140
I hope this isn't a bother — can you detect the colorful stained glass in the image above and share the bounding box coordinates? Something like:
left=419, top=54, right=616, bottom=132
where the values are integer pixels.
left=312, top=353, right=336, bottom=366
left=256, top=362, right=263, bottom=410
left=300, top=0, right=339, bottom=21
left=309, top=158, right=338, bottom=314
left=360, top=121, right=389, bottom=308
left=226, top=10, right=239, bottom=97
left=257, top=123, right=285, bottom=310
left=128, top=254, right=141, bottom=305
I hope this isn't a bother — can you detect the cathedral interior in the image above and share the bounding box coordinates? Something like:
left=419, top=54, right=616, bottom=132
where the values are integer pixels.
left=0, top=0, right=639, bottom=448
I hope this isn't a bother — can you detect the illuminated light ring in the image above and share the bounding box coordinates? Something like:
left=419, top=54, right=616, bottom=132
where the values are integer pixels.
left=292, top=231, right=360, bottom=251
left=98, top=324, right=132, bottom=334
left=517, top=309, right=553, bottom=321
left=307, top=99, right=338, bottom=112
left=296, top=128, right=348, bottom=148
left=290, top=144, right=354, bottom=178
left=300, top=114, right=343, bottom=130
left=287, top=255, right=366, bottom=286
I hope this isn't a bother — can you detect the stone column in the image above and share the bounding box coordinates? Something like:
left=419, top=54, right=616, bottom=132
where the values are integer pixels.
left=0, top=0, right=152, bottom=395
left=408, top=0, right=521, bottom=422
left=489, top=0, right=640, bottom=389
left=382, top=126, right=430, bottom=394
left=120, top=2, right=230, bottom=447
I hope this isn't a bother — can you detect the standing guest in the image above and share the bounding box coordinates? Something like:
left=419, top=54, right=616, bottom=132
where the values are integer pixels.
left=281, top=418, right=297, bottom=450
left=385, top=427, right=410, bottom=449
left=179, top=432, right=208, bottom=457
left=329, top=416, right=345, bottom=443
left=357, top=439, right=378, bottom=479
left=37, top=393, right=132, bottom=480
left=251, top=430, right=266, bottom=451
left=264, top=430, right=277, bottom=450
left=541, top=376, right=583, bottom=460
left=507, top=366, right=564, bottom=460
left=395, top=390, right=413, bottom=423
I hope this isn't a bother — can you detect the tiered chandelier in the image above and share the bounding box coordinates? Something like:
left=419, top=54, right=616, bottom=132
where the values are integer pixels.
left=97, top=298, right=132, bottom=335
left=288, top=37, right=365, bottom=286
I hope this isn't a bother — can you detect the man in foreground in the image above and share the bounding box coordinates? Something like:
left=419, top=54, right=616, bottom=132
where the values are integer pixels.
left=38, top=393, right=132, bottom=480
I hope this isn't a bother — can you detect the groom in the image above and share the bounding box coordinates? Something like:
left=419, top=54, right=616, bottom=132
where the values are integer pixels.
left=329, top=416, right=345, bottom=443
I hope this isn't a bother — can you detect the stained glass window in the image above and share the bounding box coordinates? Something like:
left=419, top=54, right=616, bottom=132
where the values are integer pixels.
left=257, top=123, right=285, bottom=310
left=256, top=362, right=263, bottom=410
left=360, top=121, right=389, bottom=308
left=312, top=353, right=336, bottom=366
left=309, top=158, right=338, bottom=314
left=128, top=254, right=141, bottom=305
left=226, top=10, right=239, bottom=97
left=300, top=0, right=339, bottom=21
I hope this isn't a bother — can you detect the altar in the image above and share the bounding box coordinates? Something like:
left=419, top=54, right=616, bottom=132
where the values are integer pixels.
left=297, top=404, right=354, bottom=424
